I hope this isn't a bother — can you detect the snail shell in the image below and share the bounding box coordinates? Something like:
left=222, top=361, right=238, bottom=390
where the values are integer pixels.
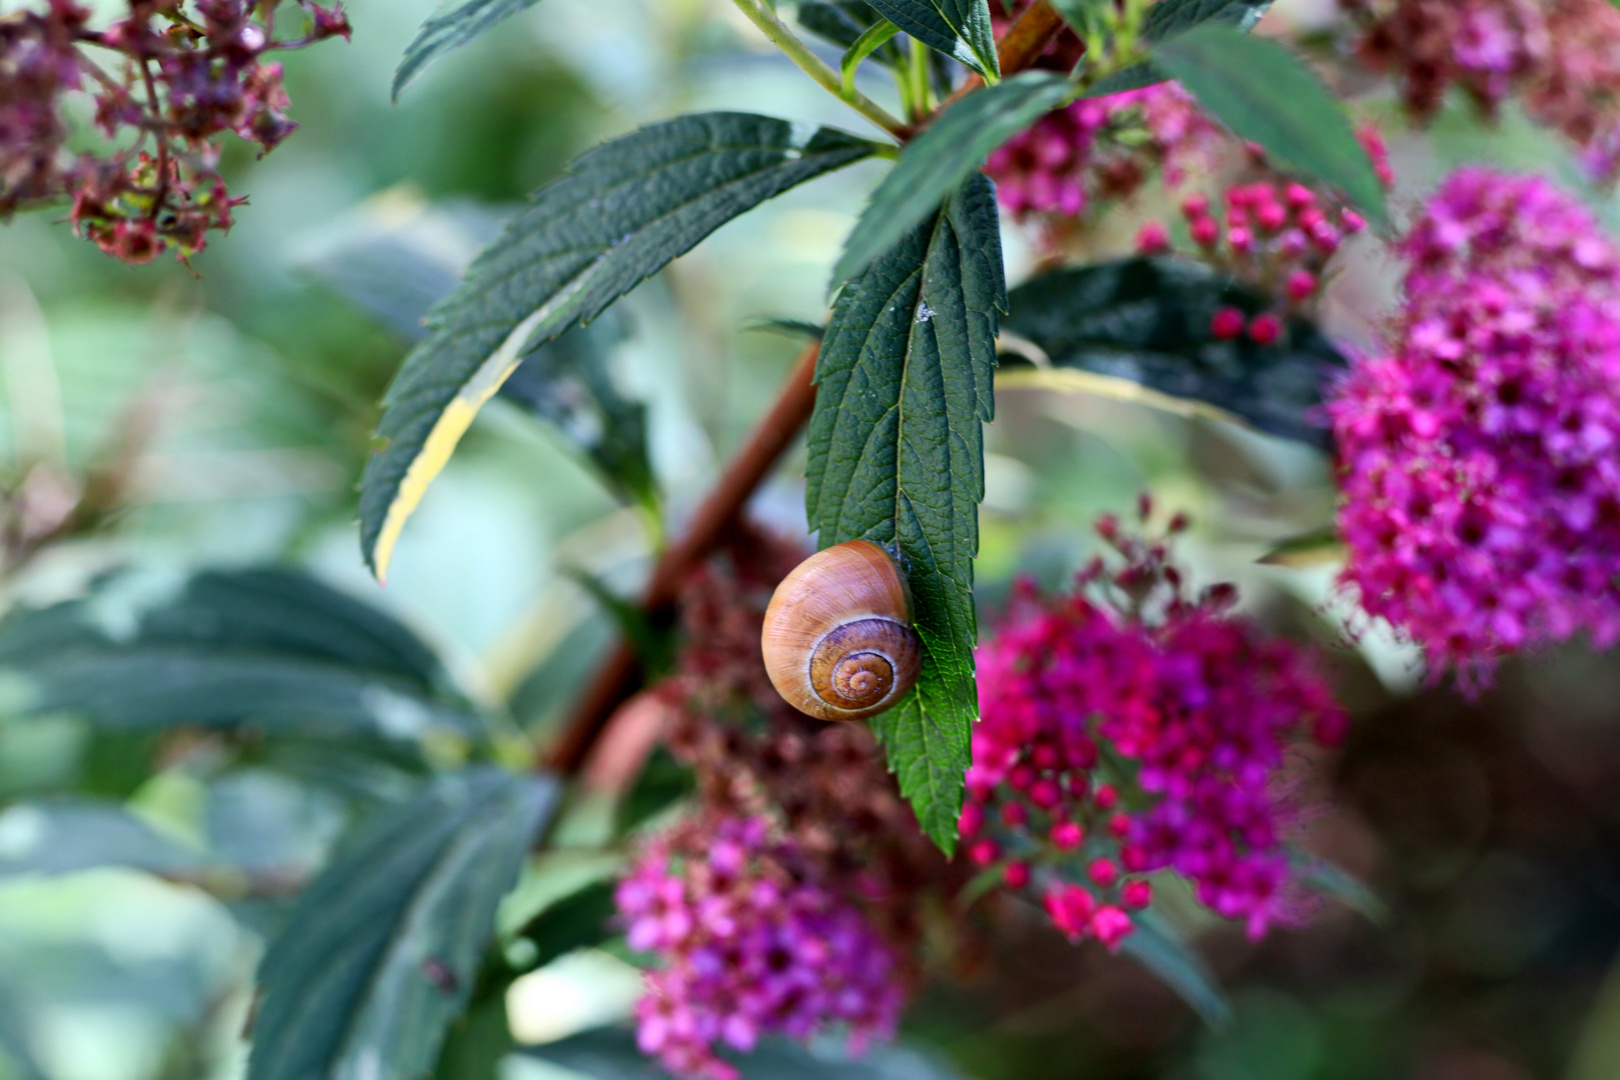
left=761, top=540, right=922, bottom=722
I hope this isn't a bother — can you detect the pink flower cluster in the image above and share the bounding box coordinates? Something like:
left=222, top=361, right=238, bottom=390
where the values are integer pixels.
left=985, top=83, right=1223, bottom=221
left=617, top=813, right=905, bottom=1080
left=963, top=506, right=1346, bottom=945
left=1330, top=167, right=1620, bottom=688
left=0, top=0, right=348, bottom=263
left=1342, top=0, right=1620, bottom=182
left=1135, top=128, right=1391, bottom=323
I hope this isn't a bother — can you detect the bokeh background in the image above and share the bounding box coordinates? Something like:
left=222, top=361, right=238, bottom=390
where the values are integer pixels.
left=3, top=1, right=1620, bottom=1078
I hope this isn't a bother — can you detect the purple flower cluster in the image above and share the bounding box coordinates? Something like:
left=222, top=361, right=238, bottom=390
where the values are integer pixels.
left=1342, top=0, right=1620, bottom=183
left=617, top=813, right=905, bottom=1080
left=0, top=0, right=348, bottom=263
left=1330, top=167, right=1620, bottom=688
left=963, top=506, right=1346, bottom=944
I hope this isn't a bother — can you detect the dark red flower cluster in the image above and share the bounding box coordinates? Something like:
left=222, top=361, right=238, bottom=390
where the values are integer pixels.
left=963, top=504, right=1347, bottom=946
left=1331, top=167, right=1620, bottom=688
left=0, top=0, right=348, bottom=263
left=1341, top=0, right=1620, bottom=182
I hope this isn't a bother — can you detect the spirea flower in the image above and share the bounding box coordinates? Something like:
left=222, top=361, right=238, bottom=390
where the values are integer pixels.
left=983, top=0, right=1222, bottom=222
left=1330, top=167, right=1620, bottom=687
left=965, top=505, right=1346, bottom=944
left=1342, top=0, right=1620, bottom=183
left=0, top=0, right=348, bottom=262
left=617, top=814, right=906, bottom=1080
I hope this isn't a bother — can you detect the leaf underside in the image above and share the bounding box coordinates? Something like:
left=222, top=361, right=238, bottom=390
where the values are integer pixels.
left=863, top=0, right=1000, bottom=77
left=394, top=0, right=547, bottom=100
left=0, top=567, right=484, bottom=740
left=807, top=174, right=1006, bottom=854
left=1002, top=256, right=1348, bottom=448
left=247, top=767, right=559, bottom=1080
left=359, top=112, right=878, bottom=579
left=834, top=71, right=1070, bottom=284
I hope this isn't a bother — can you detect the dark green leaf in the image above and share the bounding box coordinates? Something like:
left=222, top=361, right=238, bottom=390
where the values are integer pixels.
left=0, top=800, right=205, bottom=877
left=1152, top=24, right=1387, bottom=224
left=1119, top=908, right=1233, bottom=1027
left=843, top=20, right=902, bottom=98
left=432, top=993, right=514, bottom=1080
left=394, top=0, right=547, bottom=100
left=863, top=0, right=999, bottom=77
left=500, top=311, right=657, bottom=509
left=360, top=113, right=879, bottom=580
left=620, top=743, right=696, bottom=831
left=743, top=316, right=826, bottom=342
left=564, top=568, right=674, bottom=675
left=808, top=175, right=1005, bottom=853
left=1084, top=0, right=1274, bottom=96
left=1002, top=256, right=1347, bottom=448
left=248, top=767, right=559, bottom=1080
left=797, top=1, right=908, bottom=67
left=0, top=567, right=485, bottom=741
left=521, top=1026, right=970, bottom=1080
left=834, top=72, right=1069, bottom=284
left=302, top=203, right=656, bottom=508
left=515, top=880, right=618, bottom=972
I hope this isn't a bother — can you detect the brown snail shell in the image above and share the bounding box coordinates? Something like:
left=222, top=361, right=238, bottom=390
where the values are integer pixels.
left=761, top=540, right=922, bottom=722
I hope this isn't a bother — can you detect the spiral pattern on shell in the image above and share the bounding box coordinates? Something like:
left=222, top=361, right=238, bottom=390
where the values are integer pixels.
left=762, top=542, right=923, bottom=722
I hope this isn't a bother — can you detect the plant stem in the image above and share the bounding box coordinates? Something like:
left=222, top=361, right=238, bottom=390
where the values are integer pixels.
left=541, top=343, right=822, bottom=775
left=931, top=0, right=1068, bottom=119
left=729, top=0, right=908, bottom=139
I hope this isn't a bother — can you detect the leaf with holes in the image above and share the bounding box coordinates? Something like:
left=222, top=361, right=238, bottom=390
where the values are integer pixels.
left=359, top=113, right=880, bottom=580
left=247, top=767, right=559, bottom=1080
left=1001, top=256, right=1348, bottom=448
left=0, top=567, right=486, bottom=742
left=834, top=71, right=1069, bottom=284
left=807, top=175, right=1005, bottom=853
left=394, top=0, right=548, bottom=100
left=1152, top=23, right=1387, bottom=224
left=864, top=0, right=999, bottom=78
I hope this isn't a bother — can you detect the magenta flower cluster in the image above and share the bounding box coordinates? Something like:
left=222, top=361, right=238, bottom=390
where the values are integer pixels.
left=616, top=813, right=905, bottom=1080
left=1330, top=167, right=1620, bottom=687
left=962, top=508, right=1346, bottom=945
left=0, top=0, right=348, bottom=263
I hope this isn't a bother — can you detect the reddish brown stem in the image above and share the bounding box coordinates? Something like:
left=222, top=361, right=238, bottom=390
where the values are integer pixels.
left=932, top=1, right=1070, bottom=121
left=542, top=342, right=821, bottom=774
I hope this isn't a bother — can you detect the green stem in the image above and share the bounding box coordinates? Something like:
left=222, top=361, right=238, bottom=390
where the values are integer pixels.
left=908, top=36, right=932, bottom=122
left=729, top=0, right=908, bottom=138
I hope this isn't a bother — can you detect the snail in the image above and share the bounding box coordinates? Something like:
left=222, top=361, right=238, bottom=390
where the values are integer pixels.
left=761, top=540, right=922, bottom=722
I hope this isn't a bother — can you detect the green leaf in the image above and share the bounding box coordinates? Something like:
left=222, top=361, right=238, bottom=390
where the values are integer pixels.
left=834, top=72, right=1070, bottom=285
left=807, top=175, right=1005, bottom=853
left=0, top=800, right=206, bottom=878
left=514, top=880, right=618, bottom=972
left=1084, top=0, right=1274, bottom=96
left=1119, top=908, right=1233, bottom=1028
left=302, top=202, right=656, bottom=509
left=360, top=113, right=879, bottom=580
left=1296, top=854, right=1388, bottom=923
left=521, top=1026, right=971, bottom=1080
left=798, top=1, right=908, bottom=67
left=1257, top=527, right=1346, bottom=567
left=248, top=767, right=559, bottom=1080
left=0, top=567, right=486, bottom=741
left=864, top=0, right=1000, bottom=78
left=0, top=978, right=44, bottom=1080
left=1152, top=24, right=1387, bottom=225
left=1001, top=256, right=1348, bottom=448
left=394, top=0, right=547, bottom=101
left=842, top=19, right=902, bottom=98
